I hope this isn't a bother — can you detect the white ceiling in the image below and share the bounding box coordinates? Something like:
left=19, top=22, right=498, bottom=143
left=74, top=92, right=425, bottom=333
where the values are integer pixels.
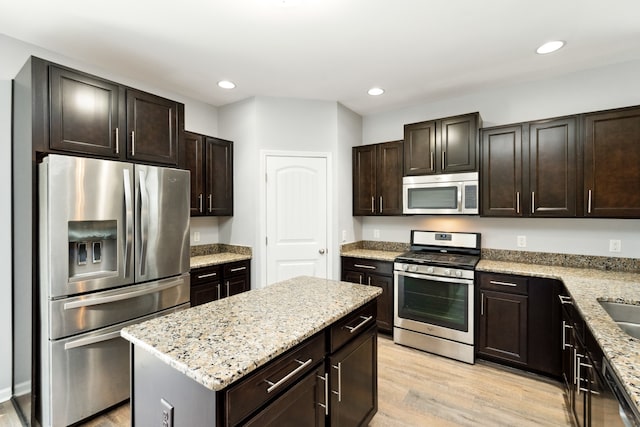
left=1, top=0, right=639, bottom=116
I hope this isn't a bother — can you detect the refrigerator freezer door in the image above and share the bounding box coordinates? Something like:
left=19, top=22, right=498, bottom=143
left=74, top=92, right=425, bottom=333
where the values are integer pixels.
left=40, top=155, right=135, bottom=298
left=135, top=165, right=190, bottom=283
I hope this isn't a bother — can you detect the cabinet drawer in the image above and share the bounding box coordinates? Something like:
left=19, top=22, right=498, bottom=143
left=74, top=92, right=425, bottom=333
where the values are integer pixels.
left=329, top=300, right=377, bottom=353
left=223, top=260, right=249, bottom=278
left=479, top=273, right=528, bottom=295
left=341, top=257, right=393, bottom=276
left=191, top=265, right=222, bottom=285
left=224, top=332, right=326, bottom=426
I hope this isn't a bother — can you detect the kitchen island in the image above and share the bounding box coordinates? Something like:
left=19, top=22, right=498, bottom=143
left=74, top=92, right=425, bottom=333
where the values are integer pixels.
left=121, top=276, right=381, bottom=426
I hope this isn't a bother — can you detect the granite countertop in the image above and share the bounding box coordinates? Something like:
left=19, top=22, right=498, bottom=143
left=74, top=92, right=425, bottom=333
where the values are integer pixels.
left=191, top=252, right=252, bottom=269
left=340, top=240, right=409, bottom=262
left=477, top=260, right=640, bottom=415
left=121, top=276, right=381, bottom=392
left=341, top=248, right=405, bottom=262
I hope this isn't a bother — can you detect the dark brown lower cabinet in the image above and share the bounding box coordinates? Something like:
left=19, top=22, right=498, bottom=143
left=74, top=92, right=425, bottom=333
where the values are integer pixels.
left=478, top=290, right=528, bottom=365
left=190, top=259, right=251, bottom=307
left=244, top=365, right=326, bottom=426
left=329, top=325, right=377, bottom=427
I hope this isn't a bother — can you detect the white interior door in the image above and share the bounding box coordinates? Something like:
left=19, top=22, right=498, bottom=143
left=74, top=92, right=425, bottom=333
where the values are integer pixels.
left=266, top=155, right=328, bottom=285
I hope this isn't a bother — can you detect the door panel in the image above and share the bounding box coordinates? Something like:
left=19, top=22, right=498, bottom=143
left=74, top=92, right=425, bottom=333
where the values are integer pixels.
left=266, top=156, right=328, bottom=285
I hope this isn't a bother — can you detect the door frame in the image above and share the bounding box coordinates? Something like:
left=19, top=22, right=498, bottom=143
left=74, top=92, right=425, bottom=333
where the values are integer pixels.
left=259, top=150, right=333, bottom=288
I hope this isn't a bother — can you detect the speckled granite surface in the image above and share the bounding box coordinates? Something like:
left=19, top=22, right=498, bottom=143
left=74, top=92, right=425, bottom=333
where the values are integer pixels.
left=340, top=240, right=408, bottom=262
left=121, top=276, right=381, bottom=391
left=477, top=260, right=640, bottom=415
left=190, top=244, right=252, bottom=269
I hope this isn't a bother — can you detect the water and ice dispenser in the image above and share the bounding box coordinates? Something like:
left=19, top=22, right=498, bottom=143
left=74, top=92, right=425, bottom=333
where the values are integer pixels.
left=68, top=220, right=118, bottom=280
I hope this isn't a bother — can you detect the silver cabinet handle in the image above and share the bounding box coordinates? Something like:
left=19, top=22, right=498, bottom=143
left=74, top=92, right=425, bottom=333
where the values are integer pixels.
left=430, top=152, right=434, bottom=171
left=131, top=130, right=135, bottom=156
left=217, top=283, right=221, bottom=300
left=123, top=168, right=133, bottom=278
left=199, top=194, right=204, bottom=213
left=367, top=276, right=371, bottom=286
left=587, top=189, right=592, bottom=214
left=64, top=278, right=184, bottom=310
left=379, top=196, right=383, bottom=213
left=115, top=127, right=119, bottom=154
left=332, top=363, right=342, bottom=402
left=531, top=192, right=535, bottom=213
left=442, top=151, right=445, bottom=170
left=481, top=292, right=485, bottom=316
left=64, top=330, right=122, bottom=350
left=226, top=281, right=230, bottom=296
left=319, top=249, right=325, bottom=255
left=197, top=272, right=217, bottom=279
left=558, top=295, right=573, bottom=305
left=344, top=315, right=373, bottom=334
left=264, top=358, right=313, bottom=393
left=516, top=191, right=520, bottom=214
left=354, top=264, right=376, bottom=270
left=358, top=274, right=363, bottom=285
left=371, top=196, right=374, bottom=214
left=561, top=321, right=573, bottom=350
left=489, top=280, right=517, bottom=287
left=230, top=266, right=247, bottom=272
left=317, top=373, right=329, bottom=415
left=208, top=194, right=213, bottom=213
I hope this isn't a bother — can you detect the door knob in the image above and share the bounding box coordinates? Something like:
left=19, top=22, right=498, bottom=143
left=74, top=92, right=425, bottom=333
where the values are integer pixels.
left=319, top=249, right=326, bottom=254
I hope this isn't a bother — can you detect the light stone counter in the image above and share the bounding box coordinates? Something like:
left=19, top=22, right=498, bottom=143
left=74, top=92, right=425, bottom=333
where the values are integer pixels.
left=340, top=249, right=405, bottom=262
left=477, top=260, right=640, bottom=415
left=190, top=252, right=252, bottom=269
left=121, top=276, right=381, bottom=391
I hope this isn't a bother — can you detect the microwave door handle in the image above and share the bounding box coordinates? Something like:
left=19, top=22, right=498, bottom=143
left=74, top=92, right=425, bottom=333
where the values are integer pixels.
left=123, top=169, right=133, bottom=278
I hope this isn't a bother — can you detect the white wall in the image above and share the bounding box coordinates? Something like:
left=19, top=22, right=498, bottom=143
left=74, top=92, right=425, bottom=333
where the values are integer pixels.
left=0, top=80, right=13, bottom=402
left=361, top=59, right=640, bottom=258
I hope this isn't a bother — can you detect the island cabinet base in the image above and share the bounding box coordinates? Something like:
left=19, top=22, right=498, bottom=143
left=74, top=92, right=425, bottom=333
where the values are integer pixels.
left=130, top=299, right=378, bottom=426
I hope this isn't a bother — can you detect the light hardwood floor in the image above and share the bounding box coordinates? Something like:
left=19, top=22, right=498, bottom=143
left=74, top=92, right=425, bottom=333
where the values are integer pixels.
left=0, top=336, right=571, bottom=426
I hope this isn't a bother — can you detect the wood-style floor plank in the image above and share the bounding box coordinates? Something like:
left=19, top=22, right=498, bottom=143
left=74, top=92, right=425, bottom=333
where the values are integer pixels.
left=0, top=336, right=572, bottom=426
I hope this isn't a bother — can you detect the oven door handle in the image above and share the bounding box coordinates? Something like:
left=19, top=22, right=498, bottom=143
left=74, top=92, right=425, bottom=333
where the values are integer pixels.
left=395, top=270, right=474, bottom=285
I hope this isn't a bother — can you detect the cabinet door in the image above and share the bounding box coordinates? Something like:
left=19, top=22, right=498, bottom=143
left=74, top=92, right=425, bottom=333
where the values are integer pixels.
left=225, top=276, right=249, bottom=298
left=529, top=117, right=577, bottom=217
left=126, top=89, right=179, bottom=165
left=244, top=366, right=325, bottom=427
left=440, top=113, right=479, bottom=173
left=185, top=132, right=205, bottom=216
left=368, top=273, right=393, bottom=334
left=481, top=125, right=524, bottom=216
left=353, top=145, right=377, bottom=215
left=190, top=282, right=221, bottom=307
left=584, top=107, right=640, bottom=217
left=478, top=290, right=528, bottom=365
left=404, top=120, right=436, bottom=175
left=330, top=325, right=377, bottom=427
left=527, top=278, right=562, bottom=377
left=376, top=140, right=403, bottom=215
left=205, top=137, right=234, bottom=216
left=342, top=270, right=364, bottom=285
left=49, top=66, right=125, bottom=158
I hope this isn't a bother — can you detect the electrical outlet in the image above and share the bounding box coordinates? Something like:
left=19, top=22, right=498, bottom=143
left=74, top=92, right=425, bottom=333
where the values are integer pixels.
left=609, top=239, right=621, bottom=253
left=517, top=235, right=527, bottom=248
left=373, top=229, right=380, bottom=239
left=342, top=230, right=347, bottom=242
left=193, top=231, right=200, bottom=242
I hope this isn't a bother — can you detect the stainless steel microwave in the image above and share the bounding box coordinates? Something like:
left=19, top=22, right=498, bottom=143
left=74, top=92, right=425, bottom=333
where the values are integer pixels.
left=403, top=172, right=479, bottom=215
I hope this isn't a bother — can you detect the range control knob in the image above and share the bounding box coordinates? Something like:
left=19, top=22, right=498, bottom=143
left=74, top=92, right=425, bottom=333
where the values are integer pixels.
left=455, top=270, right=462, bottom=277
left=402, top=263, right=409, bottom=271
left=427, top=267, right=435, bottom=274
left=444, top=269, right=451, bottom=276
left=409, top=265, right=418, bottom=273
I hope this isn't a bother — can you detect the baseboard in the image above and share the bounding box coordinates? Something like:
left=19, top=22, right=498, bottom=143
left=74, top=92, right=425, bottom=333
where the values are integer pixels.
left=0, top=386, right=11, bottom=403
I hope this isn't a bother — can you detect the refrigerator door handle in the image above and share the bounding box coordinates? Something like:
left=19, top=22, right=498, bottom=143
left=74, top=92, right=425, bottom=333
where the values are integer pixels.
left=139, top=169, right=149, bottom=276
left=123, top=169, right=133, bottom=278
left=63, top=330, right=122, bottom=350
left=63, top=277, right=186, bottom=310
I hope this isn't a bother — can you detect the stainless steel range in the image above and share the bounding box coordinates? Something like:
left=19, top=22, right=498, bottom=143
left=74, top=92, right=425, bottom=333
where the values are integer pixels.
left=394, top=230, right=481, bottom=364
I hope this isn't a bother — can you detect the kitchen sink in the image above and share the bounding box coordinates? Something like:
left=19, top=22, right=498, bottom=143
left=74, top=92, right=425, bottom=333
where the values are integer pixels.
left=599, top=300, right=640, bottom=340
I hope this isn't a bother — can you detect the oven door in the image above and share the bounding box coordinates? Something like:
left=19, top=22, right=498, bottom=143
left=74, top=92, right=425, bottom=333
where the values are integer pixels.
left=394, top=270, right=474, bottom=344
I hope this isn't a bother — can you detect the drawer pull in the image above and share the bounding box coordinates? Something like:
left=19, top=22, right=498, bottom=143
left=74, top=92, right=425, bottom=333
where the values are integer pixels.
left=344, top=315, right=373, bottom=334
left=197, top=272, right=217, bottom=279
left=264, top=358, right=312, bottom=393
left=354, top=264, right=376, bottom=270
left=317, top=373, right=329, bottom=415
left=230, top=266, right=247, bottom=272
left=558, top=295, right=573, bottom=305
left=332, top=363, right=342, bottom=402
left=489, top=280, right=517, bottom=287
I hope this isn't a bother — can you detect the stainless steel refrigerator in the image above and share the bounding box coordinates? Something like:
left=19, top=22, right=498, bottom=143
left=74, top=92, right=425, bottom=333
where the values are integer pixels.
left=38, top=154, right=191, bottom=426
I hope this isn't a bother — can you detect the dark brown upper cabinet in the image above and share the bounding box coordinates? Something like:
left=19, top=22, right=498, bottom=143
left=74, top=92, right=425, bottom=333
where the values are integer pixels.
left=49, top=65, right=126, bottom=158
left=583, top=106, right=640, bottom=218
left=185, top=131, right=234, bottom=216
left=29, top=57, right=184, bottom=167
left=404, top=112, right=480, bottom=176
left=126, top=89, right=180, bottom=166
left=353, top=140, right=403, bottom=216
left=481, top=116, right=578, bottom=217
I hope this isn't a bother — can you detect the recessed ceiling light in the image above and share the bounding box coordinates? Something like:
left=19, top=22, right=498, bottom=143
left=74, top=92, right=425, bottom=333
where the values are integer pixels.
left=217, top=80, right=236, bottom=89
left=536, top=41, right=565, bottom=55
left=368, top=87, right=384, bottom=96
